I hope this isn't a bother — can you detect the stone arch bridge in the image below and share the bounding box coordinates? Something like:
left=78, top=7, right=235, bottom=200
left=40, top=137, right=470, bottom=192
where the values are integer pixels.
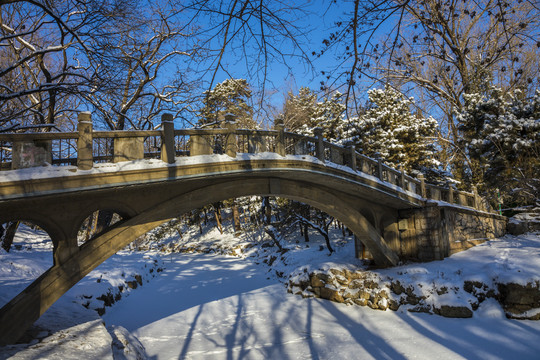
left=0, top=113, right=506, bottom=345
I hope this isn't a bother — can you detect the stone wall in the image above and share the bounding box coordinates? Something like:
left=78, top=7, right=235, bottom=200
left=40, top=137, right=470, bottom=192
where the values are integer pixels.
left=443, top=206, right=507, bottom=255
left=398, top=204, right=507, bottom=261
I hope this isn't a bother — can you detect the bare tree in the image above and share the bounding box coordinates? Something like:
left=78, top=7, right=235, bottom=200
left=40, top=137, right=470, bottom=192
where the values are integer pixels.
left=0, top=0, right=140, bottom=132
left=83, top=1, right=199, bottom=130
left=180, top=0, right=314, bottom=114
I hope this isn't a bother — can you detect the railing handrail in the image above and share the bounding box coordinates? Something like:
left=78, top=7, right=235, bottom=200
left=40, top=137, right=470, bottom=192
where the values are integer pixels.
left=0, top=115, right=491, bottom=213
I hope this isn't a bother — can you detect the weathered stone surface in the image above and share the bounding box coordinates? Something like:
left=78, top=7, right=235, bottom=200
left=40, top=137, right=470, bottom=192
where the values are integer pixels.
left=310, top=274, right=326, bottom=288
left=334, top=274, right=349, bottom=286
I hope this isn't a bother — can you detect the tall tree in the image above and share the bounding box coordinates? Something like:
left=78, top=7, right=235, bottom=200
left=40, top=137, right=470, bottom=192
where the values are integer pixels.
left=343, top=86, right=440, bottom=174
left=198, top=78, right=256, bottom=128
left=280, top=87, right=317, bottom=132
left=456, top=87, right=540, bottom=206
left=280, top=88, right=346, bottom=141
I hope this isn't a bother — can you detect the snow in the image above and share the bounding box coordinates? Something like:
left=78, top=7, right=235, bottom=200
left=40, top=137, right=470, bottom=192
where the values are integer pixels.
left=1, top=222, right=540, bottom=359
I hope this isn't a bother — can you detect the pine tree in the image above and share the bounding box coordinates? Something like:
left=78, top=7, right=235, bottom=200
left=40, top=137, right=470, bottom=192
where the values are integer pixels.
left=199, top=79, right=257, bottom=128
left=280, top=87, right=317, bottom=132
left=343, top=86, right=440, bottom=174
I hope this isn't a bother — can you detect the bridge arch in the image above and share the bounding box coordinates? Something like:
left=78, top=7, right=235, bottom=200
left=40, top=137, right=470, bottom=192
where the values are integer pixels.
left=0, top=176, right=400, bottom=345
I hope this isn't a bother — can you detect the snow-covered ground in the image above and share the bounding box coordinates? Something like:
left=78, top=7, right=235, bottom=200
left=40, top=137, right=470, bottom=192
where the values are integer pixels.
left=1, top=221, right=540, bottom=359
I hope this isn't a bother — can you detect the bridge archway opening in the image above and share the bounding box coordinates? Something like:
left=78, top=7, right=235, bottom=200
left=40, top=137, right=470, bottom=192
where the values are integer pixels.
left=0, top=221, right=55, bottom=293
left=146, top=196, right=357, bottom=257
left=77, top=210, right=125, bottom=246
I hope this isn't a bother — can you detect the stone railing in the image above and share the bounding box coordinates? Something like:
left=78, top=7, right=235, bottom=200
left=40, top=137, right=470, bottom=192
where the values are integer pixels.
left=0, top=112, right=489, bottom=212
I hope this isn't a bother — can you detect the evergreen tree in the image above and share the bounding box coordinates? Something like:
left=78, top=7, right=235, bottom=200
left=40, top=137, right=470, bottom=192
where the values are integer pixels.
left=280, top=87, right=317, bottom=132
left=308, top=92, right=346, bottom=141
left=456, top=88, right=540, bottom=206
left=343, top=86, right=440, bottom=174
left=199, top=79, right=257, bottom=128
left=279, top=88, right=345, bottom=141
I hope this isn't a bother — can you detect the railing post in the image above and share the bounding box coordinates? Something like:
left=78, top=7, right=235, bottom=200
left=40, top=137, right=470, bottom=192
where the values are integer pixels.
left=314, top=127, right=325, bottom=163
left=77, top=111, right=93, bottom=170
left=418, top=173, right=426, bottom=198
left=348, top=145, right=357, bottom=171
left=161, top=113, right=176, bottom=164
left=377, top=158, right=383, bottom=180
left=275, top=123, right=285, bottom=156
left=400, top=166, right=407, bottom=191
left=448, top=181, right=454, bottom=204
left=224, top=114, right=237, bottom=158
left=472, top=185, right=479, bottom=209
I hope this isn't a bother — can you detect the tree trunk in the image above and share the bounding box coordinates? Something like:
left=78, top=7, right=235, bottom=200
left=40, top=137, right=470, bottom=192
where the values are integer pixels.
left=263, top=196, right=272, bottom=224
left=215, top=209, right=223, bottom=234
left=232, top=201, right=241, bottom=233
left=94, top=210, right=114, bottom=235
left=1, top=221, right=20, bottom=252
left=303, top=223, right=309, bottom=243
left=323, top=220, right=334, bottom=254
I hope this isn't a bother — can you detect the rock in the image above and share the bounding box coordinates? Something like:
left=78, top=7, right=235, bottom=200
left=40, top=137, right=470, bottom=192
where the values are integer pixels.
left=388, top=299, right=400, bottom=311
left=349, top=271, right=365, bottom=280
left=329, top=268, right=345, bottom=277
left=364, top=280, right=378, bottom=289
left=506, top=310, right=540, bottom=320
left=390, top=280, right=405, bottom=295
left=343, top=288, right=361, bottom=300
left=354, top=298, right=368, bottom=306
left=507, top=221, right=528, bottom=235
left=367, top=300, right=378, bottom=310
left=377, top=298, right=389, bottom=310
left=436, top=286, right=448, bottom=295
left=434, top=305, right=473, bottom=318
left=349, top=279, right=364, bottom=289
left=464, top=280, right=485, bottom=293
left=310, top=272, right=332, bottom=287
left=408, top=305, right=432, bottom=314
left=334, top=274, right=350, bottom=286
left=498, top=282, right=540, bottom=315
left=405, top=293, right=421, bottom=305
left=319, top=286, right=344, bottom=303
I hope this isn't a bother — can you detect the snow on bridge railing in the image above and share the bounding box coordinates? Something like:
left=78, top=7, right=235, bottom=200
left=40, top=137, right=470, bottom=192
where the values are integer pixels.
left=0, top=112, right=488, bottom=212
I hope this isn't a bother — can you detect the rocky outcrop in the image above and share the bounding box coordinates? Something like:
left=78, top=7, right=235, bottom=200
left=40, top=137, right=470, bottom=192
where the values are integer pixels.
left=288, top=267, right=540, bottom=320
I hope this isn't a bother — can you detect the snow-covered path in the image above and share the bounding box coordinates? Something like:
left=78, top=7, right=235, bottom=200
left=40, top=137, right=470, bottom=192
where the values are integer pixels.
left=102, top=252, right=540, bottom=360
